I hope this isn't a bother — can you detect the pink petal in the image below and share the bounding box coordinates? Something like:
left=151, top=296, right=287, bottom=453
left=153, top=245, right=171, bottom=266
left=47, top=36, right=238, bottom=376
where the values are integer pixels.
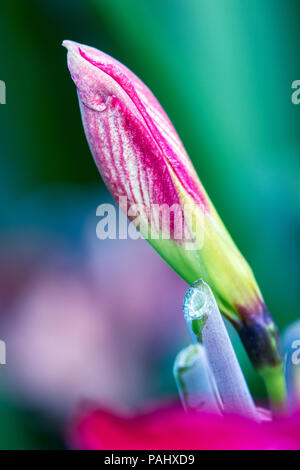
left=69, top=404, right=299, bottom=450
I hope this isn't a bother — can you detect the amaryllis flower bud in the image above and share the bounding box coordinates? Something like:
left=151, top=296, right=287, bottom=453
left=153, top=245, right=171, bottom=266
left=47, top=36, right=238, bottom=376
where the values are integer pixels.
left=63, top=40, right=285, bottom=404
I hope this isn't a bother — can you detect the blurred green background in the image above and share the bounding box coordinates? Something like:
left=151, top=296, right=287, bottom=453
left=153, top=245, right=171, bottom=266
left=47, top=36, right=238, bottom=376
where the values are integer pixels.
left=0, top=0, right=299, bottom=449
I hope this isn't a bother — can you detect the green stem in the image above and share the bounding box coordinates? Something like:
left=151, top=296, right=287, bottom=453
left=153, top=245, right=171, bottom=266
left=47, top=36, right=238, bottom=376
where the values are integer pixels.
left=259, top=364, right=287, bottom=415
left=238, top=314, right=288, bottom=415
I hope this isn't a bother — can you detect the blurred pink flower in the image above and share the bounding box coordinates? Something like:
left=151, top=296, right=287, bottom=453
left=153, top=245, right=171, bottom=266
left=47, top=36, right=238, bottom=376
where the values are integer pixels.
left=1, top=234, right=188, bottom=416
left=69, top=404, right=300, bottom=450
